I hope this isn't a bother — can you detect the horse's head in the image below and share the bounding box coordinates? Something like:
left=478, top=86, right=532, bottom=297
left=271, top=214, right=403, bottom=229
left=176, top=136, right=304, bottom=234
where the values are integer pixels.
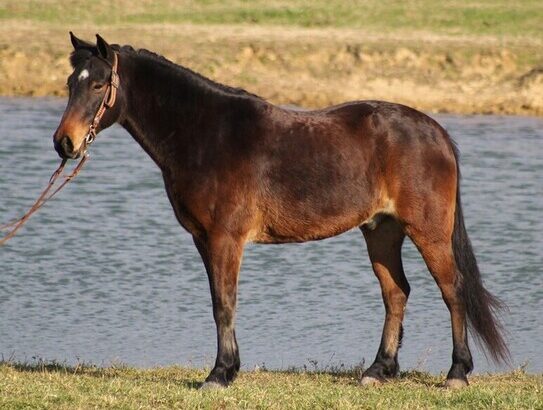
left=53, top=33, right=123, bottom=159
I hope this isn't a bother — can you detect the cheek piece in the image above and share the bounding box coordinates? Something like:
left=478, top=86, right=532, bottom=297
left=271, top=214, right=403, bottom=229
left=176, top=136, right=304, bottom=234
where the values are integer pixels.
left=84, top=51, right=119, bottom=148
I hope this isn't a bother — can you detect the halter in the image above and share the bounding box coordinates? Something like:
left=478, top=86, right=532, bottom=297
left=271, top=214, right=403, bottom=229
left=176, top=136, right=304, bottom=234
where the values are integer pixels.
left=84, top=51, right=119, bottom=147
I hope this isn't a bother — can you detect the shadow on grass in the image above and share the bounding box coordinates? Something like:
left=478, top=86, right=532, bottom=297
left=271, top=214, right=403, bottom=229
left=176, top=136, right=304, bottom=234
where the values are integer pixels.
left=258, top=361, right=443, bottom=388
left=0, top=359, right=204, bottom=390
left=1, top=358, right=444, bottom=389
left=252, top=359, right=366, bottom=381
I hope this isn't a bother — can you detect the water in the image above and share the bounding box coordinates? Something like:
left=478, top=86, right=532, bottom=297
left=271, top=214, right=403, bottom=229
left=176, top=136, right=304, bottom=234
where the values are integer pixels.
left=0, top=97, right=541, bottom=374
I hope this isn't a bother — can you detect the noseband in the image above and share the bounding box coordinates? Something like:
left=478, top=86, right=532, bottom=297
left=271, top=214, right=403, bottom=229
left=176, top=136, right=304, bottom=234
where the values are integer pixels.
left=85, top=51, right=119, bottom=147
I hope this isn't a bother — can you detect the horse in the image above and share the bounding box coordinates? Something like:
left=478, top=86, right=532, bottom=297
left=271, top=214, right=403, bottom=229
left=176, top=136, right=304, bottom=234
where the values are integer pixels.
left=52, top=33, right=508, bottom=389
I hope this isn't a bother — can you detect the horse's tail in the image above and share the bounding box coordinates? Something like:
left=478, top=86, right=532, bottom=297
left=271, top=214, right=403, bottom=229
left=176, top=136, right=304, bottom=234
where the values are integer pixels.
left=451, top=144, right=510, bottom=363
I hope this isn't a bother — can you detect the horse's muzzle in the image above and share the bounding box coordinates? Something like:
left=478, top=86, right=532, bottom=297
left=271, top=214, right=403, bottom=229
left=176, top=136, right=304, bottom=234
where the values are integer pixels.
left=54, top=135, right=79, bottom=159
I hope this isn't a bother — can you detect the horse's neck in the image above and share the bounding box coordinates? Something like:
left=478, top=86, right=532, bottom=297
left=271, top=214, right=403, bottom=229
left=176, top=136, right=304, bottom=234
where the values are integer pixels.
left=119, top=54, right=223, bottom=171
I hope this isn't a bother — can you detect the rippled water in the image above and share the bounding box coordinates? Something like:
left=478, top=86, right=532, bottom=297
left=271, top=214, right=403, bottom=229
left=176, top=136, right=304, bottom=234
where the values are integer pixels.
left=0, top=97, right=541, bottom=374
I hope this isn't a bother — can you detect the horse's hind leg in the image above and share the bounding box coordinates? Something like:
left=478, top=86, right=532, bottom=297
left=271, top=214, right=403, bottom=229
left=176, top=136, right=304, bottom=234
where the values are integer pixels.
left=360, top=216, right=410, bottom=385
left=405, top=221, right=473, bottom=388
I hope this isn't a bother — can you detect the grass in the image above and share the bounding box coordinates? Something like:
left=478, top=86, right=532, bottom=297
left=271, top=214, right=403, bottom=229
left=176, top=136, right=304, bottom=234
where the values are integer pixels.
left=1, top=0, right=543, bottom=38
left=1, top=362, right=542, bottom=409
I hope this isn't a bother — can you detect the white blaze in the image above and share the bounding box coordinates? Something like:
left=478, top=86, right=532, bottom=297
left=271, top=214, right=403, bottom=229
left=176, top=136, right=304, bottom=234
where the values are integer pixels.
left=78, top=69, right=89, bottom=81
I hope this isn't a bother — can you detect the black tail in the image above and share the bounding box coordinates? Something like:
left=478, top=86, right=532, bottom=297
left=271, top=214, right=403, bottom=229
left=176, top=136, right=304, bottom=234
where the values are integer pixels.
left=451, top=146, right=510, bottom=364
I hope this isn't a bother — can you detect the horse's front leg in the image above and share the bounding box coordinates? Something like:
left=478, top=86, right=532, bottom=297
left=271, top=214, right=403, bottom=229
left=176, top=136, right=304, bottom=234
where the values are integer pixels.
left=193, top=231, right=244, bottom=388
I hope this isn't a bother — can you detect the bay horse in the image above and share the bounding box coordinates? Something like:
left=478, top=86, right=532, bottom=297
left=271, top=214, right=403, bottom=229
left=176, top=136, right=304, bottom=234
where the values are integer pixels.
left=53, top=33, right=508, bottom=389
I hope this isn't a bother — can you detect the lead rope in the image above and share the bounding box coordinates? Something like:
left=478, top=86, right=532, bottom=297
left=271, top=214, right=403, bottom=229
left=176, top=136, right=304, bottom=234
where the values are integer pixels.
left=0, top=52, right=118, bottom=246
left=0, top=156, right=88, bottom=246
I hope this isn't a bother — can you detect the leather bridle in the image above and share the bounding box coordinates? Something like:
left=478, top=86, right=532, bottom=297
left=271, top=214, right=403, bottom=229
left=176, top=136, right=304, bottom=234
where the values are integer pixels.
left=0, top=51, right=120, bottom=246
left=84, top=51, right=119, bottom=147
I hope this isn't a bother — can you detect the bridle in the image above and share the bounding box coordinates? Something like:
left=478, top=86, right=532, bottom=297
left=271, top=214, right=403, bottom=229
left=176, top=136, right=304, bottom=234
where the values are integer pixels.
left=84, top=51, right=119, bottom=148
left=0, top=51, right=120, bottom=246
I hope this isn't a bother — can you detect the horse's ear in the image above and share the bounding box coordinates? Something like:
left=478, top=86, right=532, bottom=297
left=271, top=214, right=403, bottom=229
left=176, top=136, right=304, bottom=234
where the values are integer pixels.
left=96, top=34, right=114, bottom=63
left=70, top=32, right=94, bottom=50
left=69, top=32, right=96, bottom=68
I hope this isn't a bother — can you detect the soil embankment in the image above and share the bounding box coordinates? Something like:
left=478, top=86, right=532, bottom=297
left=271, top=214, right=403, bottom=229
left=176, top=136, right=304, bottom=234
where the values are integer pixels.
left=1, top=24, right=542, bottom=115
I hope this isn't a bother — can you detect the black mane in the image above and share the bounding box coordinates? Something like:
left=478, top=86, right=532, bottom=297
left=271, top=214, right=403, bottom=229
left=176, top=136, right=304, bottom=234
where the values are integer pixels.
left=70, top=44, right=262, bottom=101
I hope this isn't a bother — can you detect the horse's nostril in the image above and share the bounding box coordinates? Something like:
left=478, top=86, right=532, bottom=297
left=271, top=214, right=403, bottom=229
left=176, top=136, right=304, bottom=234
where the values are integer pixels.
left=60, top=135, right=74, bottom=155
left=54, top=135, right=75, bottom=159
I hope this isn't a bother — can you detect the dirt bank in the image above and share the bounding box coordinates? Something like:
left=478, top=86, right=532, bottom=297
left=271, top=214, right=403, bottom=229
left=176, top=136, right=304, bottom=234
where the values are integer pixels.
left=1, top=23, right=542, bottom=115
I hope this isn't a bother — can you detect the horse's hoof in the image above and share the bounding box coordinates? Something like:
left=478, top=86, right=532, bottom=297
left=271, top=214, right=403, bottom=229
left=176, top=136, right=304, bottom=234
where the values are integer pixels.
left=444, top=378, right=468, bottom=389
left=360, top=376, right=383, bottom=387
left=200, top=381, right=226, bottom=390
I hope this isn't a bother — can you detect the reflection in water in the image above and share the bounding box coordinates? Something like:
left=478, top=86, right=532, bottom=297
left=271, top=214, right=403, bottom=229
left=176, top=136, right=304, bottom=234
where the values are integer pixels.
left=0, top=98, right=542, bottom=373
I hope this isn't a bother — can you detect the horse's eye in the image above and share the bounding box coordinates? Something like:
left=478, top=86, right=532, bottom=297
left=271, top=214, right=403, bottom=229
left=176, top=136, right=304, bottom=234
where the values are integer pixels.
left=92, top=83, right=105, bottom=91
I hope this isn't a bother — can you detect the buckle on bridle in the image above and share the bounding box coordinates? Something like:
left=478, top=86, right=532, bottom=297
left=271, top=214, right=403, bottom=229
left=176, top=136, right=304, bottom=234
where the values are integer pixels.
left=85, top=132, right=95, bottom=145
left=85, top=51, right=118, bottom=148
left=110, top=71, right=120, bottom=89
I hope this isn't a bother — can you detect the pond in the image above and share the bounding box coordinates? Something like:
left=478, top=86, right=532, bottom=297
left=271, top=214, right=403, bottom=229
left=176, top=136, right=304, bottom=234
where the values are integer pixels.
left=0, top=97, right=541, bottom=374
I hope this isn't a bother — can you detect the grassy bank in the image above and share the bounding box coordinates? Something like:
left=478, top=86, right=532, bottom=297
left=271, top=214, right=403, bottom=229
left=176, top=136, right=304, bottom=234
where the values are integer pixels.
left=1, top=1, right=543, bottom=115
left=1, top=363, right=542, bottom=409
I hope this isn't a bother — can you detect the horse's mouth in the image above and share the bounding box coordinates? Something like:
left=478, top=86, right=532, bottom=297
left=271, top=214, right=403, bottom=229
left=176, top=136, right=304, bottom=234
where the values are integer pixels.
left=56, top=149, right=81, bottom=160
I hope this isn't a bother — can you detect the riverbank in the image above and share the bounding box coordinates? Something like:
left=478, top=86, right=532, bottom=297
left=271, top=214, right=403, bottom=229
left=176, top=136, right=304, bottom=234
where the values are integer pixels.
left=1, top=1, right=543, bottom=116
left=1, top=362, right=542, bottom=409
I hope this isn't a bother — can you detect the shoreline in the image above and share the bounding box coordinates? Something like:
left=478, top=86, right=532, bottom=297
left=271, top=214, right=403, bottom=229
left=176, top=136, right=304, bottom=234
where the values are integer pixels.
left=1, top=23, right=543, bottom=117
left=3, top=95, right=543, bottom=120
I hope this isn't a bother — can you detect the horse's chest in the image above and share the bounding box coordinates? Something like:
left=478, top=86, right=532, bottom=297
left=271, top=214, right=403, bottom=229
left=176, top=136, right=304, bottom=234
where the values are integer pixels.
left=172, top=204, right=203, bottom=237
left=163, top=179, right=209, bottom=238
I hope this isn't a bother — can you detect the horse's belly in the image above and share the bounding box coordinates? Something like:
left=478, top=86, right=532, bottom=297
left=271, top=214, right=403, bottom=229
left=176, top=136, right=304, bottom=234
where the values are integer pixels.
left=252, top=204, right=370, bottom=244
left=251, top=179, right=396, bottom=243
left=251, top=225, right=357, bottom=244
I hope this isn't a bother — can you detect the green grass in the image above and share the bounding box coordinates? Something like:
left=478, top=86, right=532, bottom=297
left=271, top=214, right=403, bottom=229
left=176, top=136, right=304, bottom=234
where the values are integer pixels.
left=1, top=0, right=542, bottom=38
left=0, top=362, right=542, bottom=409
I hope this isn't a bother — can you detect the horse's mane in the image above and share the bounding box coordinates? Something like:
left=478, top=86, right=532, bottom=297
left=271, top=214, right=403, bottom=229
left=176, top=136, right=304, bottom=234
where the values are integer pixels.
left=70, top=44, right=262, bottom=101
